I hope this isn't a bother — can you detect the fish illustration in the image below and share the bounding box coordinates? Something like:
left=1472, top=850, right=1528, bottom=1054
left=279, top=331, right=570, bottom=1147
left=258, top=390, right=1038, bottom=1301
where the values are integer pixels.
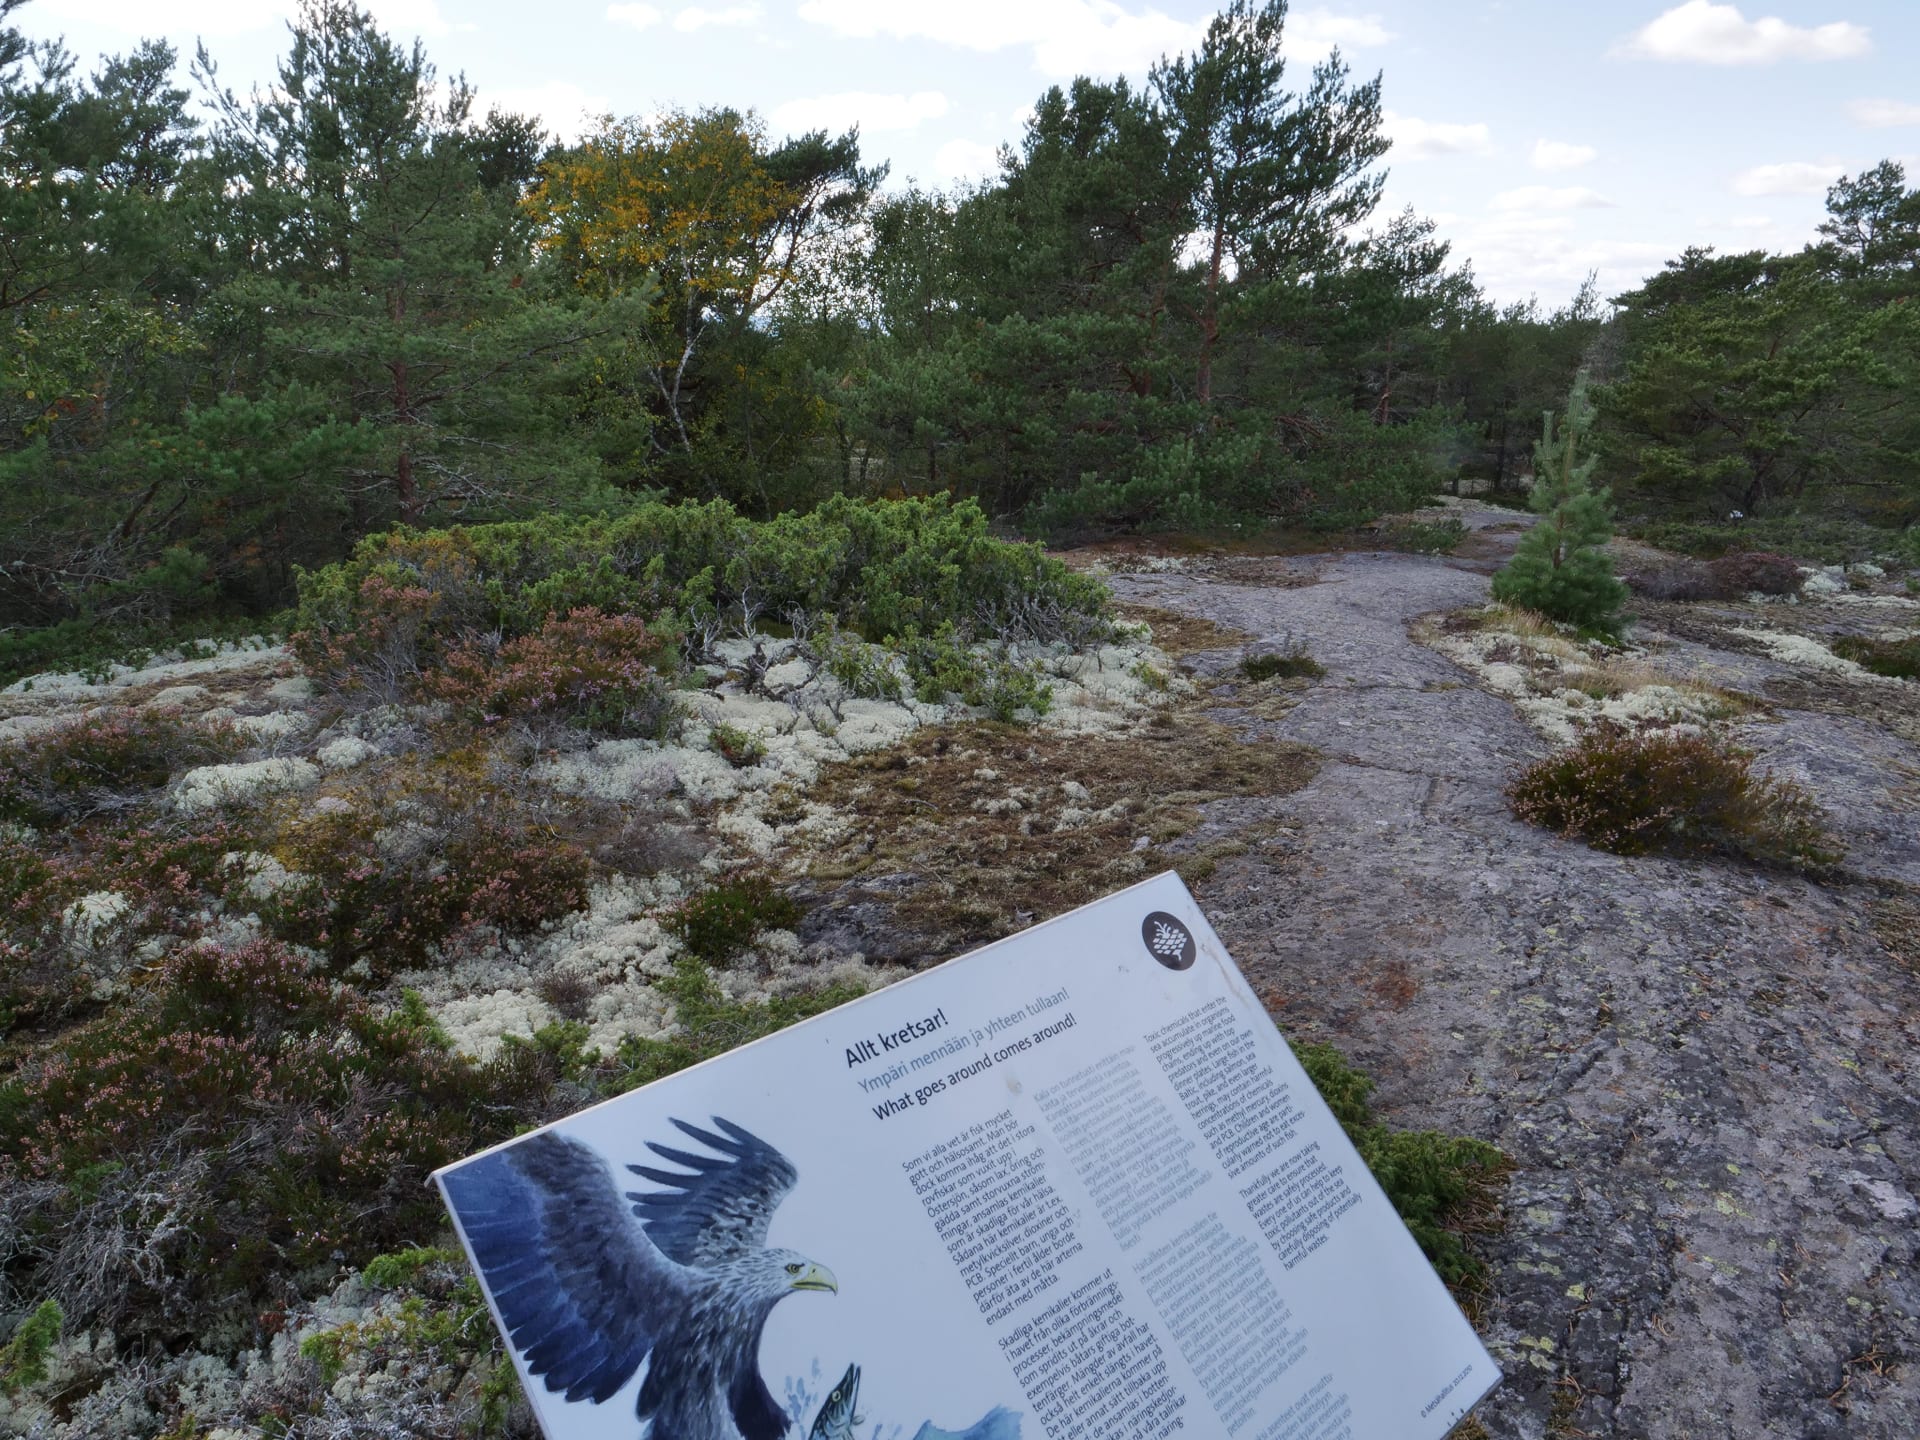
left=809, top=1363, right=862, bottom=1440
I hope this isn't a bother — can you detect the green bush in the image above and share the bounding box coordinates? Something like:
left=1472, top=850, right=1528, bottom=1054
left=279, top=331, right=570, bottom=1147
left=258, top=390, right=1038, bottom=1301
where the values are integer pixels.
left=664, top=875, right=803, bottom=965
left=1509, top=723, right=1839, bottom=867
left=0, top=1300, right=62, bottom=1395
left=291, top=496, right=1111, bottom=708
left=1832, top=632, right=1920, bottom=680
left=1241, top=645, right=1325, bottom=682
left=1292, top=1041, right=1507, bottom=1286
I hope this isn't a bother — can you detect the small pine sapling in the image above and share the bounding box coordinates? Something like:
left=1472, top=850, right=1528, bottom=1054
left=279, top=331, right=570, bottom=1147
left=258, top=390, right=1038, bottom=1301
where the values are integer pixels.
left=1492, top=375, right=1629, bottom=636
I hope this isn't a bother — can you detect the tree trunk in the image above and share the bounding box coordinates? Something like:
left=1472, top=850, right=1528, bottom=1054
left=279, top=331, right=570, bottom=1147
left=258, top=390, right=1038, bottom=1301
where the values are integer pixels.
left=1196, top=218, right=1227, bottom=404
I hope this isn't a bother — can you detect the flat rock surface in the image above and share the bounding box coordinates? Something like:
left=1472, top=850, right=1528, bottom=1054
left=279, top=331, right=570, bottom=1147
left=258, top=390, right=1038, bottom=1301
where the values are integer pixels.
left=1111, top=549, right=1920, bottom=1440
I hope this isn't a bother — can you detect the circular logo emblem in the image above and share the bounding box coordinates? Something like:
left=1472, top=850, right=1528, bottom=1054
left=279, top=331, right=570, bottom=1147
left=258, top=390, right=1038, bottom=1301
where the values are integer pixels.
left=1142, top=911, right=1196, bottom=970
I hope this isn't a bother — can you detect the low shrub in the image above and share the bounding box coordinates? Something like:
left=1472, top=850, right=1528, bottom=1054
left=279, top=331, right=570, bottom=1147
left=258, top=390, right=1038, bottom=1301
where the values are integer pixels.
left=1508, top=723, right=1839, bottom=867
left=1624, top=559, right=1723, bottom=602
left=263, top=774, right=592, bottom=976
left=0, top=710, right=240, bottom=827
left=1241, top=645, right=1325, bottom=682
left=708, top=723, right=765, bottom=768
left=1831, top=632, right=1920, bottom=680
left=1630, top=515, right=1903, bottom=566
left=664, top=875, right=802, bottom=965
left=899, top=624, right=1054, bottom=721
left=1377, top=518, right=1467, bottom=555
left=608, top=958, right=863, bottom=1092
left=0, top=1300, right=62, bottom=1395
left=291, top=496, right=1112, bottom=707
left=1292, top=1041, right=1508, bottom=1287
left=0, top=941, right=554, bottom=1342
left=1706, top=550, right=1802, bottom=597
left=429, top=607, right=676, bottom=737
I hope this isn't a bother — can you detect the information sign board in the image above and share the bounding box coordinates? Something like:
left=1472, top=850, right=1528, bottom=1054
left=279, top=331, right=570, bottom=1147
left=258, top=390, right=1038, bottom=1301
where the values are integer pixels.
left=436, top=872, right=1499, bottom=1440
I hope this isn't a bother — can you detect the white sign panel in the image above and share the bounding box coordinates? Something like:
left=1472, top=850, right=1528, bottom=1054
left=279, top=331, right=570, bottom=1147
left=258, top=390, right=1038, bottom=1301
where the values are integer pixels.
left=436, top=872, right=1499, bottom=1440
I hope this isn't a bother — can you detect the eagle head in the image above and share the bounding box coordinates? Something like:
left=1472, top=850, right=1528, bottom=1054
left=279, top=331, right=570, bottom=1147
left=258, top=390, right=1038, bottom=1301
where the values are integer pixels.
left=765, top=1246, right=838, bottom=1296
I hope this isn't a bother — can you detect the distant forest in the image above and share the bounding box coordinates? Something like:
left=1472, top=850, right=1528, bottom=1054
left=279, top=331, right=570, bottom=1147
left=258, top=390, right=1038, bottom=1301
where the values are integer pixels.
left=3, top=0, right=1916, bottom=648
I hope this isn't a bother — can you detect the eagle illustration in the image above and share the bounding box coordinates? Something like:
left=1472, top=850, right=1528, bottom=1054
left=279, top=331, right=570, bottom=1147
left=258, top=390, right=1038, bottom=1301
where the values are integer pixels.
left=442, top=1117, right=838, bottom=1440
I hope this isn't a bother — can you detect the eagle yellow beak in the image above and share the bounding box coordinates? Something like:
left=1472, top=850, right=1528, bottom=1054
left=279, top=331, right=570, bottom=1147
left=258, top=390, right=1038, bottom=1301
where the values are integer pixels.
left=791, top=1263, right=838, bottom=1294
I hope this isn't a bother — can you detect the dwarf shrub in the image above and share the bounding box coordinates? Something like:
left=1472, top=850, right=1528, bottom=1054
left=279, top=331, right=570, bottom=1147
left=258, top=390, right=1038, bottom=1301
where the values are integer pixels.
left=1832, top=632, right=1920, bottom=680
left=0, top=940, right=551, bottom=1341
left=0, top=710, right=241, bottom=827
left=264, top=782, right=592, bottom=976
left=665, top=875, right=802, bottom=965
left=1292, top=1041, right=1507, bottom=1287
left=1241, top=645, right=1325, bottom=681
left=1706, top=551, right=1802, bottom=597
left=291, top=496, right=1110, bottom=707
left=1509, top=723, right=1839, bottom=867
left=429, top=607, right=676, bottom=737
left=0, top=1300, right=62, bottom=1395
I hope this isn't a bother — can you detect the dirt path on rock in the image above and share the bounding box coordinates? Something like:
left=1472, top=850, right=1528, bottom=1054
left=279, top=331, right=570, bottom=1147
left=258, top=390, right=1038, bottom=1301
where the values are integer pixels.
left=1110, top=549, right=1920, bottom=1440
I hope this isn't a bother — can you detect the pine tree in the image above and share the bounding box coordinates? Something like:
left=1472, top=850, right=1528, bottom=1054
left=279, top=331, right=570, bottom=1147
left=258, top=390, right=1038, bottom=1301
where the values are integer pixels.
left=1491, top=373, right=1628, bottom=634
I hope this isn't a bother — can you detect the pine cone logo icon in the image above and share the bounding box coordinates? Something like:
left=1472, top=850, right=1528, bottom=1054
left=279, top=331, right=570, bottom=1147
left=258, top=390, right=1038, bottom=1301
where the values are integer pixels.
left=1141, top=911, right=1196, bottom=970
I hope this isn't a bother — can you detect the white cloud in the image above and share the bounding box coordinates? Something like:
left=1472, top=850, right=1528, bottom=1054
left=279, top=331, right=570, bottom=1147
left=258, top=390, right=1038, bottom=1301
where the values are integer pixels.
left=1531, top=139, right=1597, bottom=172
left=1489, top=186, right=1614, bottom=212
left=607, top=3, right=663, bottom=29
left=486, top=82, right=610, bottom=143
left=1619, top=2, right=1869, bottom=66
left=1726, top=214, right=1775, bottom=229
left=1283, top=8, right=1394, bottom=57
left=1849, top=98, right=1920, bottom=128
left=1730, top=159, right=1844, bottom=195
left=1382, top=110, right=1491, bottom=159
left=932, top=138, right=1004, bottom=184
left=797, top=0, right=1198, bottom=77
left=360, top=0, right=450, bottom=38
left=674, top=4, right=762, bottom=30
left=796, top=1, right=1389, bottom=76
left=771, top=91, right=950, bottom=135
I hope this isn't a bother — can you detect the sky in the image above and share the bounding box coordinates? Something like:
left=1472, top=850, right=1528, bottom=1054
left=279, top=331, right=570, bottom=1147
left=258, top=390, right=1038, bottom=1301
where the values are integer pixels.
left=18, top=0, right=1920, bottom=307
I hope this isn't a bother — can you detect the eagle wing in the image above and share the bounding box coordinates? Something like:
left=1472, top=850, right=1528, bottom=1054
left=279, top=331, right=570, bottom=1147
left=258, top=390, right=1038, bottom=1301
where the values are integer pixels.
left=625, top=1115, right=799, bottom=1267
left=441, top=1130, right=691, bottom=1405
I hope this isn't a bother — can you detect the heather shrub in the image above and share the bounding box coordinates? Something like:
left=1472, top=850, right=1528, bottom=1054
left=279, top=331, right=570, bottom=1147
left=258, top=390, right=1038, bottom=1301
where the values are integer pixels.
left=429, top=607, right=676, bottom=737
left=0, top=941, right=553, bottom=1342
left=1509, top=723, right=1839, bottom=867
left=1624, top=559, right=1723, bottom=602
left=1831, top=632, right=1920, bottom=680
left=262, top=774, right=592, bottom=976
left=0, top=710, right=241, bottom=827
left=1706, top=550, right=1803, bottom=597
left=664, top=874, right=803, bottom=965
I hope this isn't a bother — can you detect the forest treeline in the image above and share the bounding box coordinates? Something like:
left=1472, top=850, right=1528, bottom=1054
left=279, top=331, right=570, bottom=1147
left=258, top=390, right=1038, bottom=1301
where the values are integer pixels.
left=3, top=0, right=1917, bottom=655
